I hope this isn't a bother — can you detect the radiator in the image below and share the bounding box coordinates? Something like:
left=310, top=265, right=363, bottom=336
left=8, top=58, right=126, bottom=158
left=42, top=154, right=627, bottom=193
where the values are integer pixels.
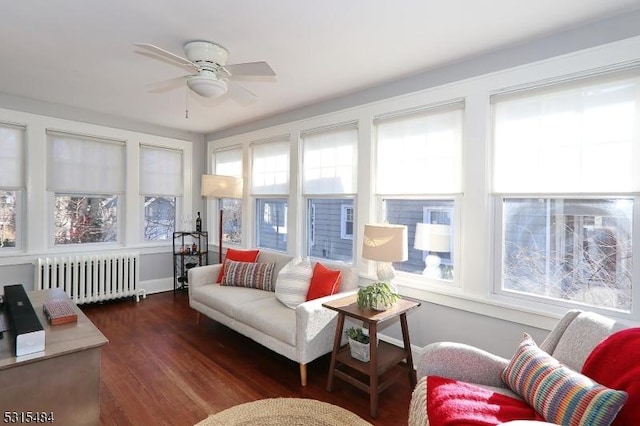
left=34, top=253, right=146, bottom=304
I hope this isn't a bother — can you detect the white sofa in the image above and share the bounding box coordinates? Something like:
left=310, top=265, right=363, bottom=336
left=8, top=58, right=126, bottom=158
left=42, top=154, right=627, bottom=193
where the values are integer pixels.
left=188, top=250, right=359, bottom=386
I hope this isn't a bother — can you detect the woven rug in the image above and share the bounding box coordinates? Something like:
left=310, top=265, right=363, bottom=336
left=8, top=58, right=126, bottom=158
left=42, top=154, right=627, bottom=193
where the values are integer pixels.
left=195, top=398, right=373, bottom=426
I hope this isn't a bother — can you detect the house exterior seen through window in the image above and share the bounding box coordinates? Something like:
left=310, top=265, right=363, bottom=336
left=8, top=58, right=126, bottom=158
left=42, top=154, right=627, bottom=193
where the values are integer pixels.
left=256, top=198, right=287, bottom=251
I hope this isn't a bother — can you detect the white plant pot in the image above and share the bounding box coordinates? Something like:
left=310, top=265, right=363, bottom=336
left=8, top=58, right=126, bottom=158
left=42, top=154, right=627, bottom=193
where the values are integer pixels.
left=348, top=338, right=370, bottom=362
left=373, top=300, right=394, bottom=311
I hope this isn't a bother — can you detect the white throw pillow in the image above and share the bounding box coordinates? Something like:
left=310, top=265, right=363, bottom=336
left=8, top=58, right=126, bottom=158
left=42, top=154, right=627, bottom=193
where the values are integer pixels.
left=275, top=256, right=313, bottom=309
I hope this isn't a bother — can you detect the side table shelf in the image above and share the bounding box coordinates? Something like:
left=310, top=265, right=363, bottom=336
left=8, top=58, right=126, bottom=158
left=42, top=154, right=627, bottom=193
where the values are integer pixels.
left=173, top=231, right=208, bottom=292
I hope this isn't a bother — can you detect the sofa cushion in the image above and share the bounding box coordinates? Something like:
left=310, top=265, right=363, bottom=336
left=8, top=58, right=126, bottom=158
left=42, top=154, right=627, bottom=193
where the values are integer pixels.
left=502, top=333, right=628, bottom=426
left=275, top=256, right=313, bottom=309
left=306, top=262, right=342, bottom=301
left=582, top=328, right=640, bottom=426
left=221, top=260, right=275, bottom=291
left=235, top=297, right=296, bottom=346
left=425, top=375, right=539, bottom=425
left=191, top=284, right=273, bottom=318
left=217, top=248, right=260, bottom=283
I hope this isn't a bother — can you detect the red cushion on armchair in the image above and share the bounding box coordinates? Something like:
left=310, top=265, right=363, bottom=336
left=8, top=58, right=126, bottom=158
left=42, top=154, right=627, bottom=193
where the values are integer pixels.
left=582, top=327, right=640, bottom=426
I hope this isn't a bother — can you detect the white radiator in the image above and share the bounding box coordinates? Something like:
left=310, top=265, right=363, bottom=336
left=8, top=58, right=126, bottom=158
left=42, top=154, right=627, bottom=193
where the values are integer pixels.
left=34, top=252, right=146, bottom=304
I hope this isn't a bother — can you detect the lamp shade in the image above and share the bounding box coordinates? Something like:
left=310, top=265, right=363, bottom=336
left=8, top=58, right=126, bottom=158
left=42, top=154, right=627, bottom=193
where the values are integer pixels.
left=201, top=174, right=243, bottom=198
left=414, top=223, right=451, bottom=253
left=362, top=224, right=408, bottom=262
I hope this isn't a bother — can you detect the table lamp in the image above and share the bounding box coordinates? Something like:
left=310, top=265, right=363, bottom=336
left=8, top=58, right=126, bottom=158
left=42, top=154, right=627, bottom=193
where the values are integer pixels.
left=414, top=223, right=450, bottom=278
left=362, top=224, right=408, bottom=286
left=201, top=174, right=244, bottom=263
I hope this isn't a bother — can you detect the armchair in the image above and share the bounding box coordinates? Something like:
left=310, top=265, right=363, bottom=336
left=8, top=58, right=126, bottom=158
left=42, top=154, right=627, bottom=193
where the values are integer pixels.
left=409, top=310, right=634, bottom=426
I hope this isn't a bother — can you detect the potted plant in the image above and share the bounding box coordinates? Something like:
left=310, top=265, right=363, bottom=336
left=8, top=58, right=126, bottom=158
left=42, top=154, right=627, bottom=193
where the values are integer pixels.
left=345, top=326, right=371, bottom=362
left=357, top=282, right=400, bottom=311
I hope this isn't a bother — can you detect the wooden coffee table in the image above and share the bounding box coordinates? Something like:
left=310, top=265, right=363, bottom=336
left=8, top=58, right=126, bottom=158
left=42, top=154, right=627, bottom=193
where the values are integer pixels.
left=323, top=294, right=420, bottom=417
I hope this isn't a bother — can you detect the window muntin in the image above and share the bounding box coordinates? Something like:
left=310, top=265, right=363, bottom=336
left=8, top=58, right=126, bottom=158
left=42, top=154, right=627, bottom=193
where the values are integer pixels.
left=384, top=199, right=454, bottom=279
left=215, top=147, right=243, bottom=245
left=501, top=198, right=632, bottom=312
left=302, top=125, right=357, bottom=263
left=0, top=123, right=25, bottom=250
left=140, top=145, right=183, bottom=241
left=255, top=198, right=287, bottom=251
left=492, top=72, right=640, bottom=312
left=54, top=194, right=118, bottom=244
left=47, top=131, right=125, bottom=246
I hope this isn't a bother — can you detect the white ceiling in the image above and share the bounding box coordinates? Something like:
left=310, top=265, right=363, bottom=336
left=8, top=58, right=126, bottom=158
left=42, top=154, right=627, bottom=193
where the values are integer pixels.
left=2, top=0, right=640, bottom=135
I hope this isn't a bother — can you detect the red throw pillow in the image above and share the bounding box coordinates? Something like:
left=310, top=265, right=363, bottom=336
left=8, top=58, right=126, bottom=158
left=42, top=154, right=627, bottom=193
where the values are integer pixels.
left=216, top=248, right=260, bottom=283
left=306, top=263, right=342, bottom=301
left=582, top=327, right=640, bottom=426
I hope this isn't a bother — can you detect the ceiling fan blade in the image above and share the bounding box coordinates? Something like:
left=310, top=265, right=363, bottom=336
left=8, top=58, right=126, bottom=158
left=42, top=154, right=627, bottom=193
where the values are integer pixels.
left=133, top=43, right=198, bottom=71
left=224, top=61, right=276, bottom=77
left=228, top=82, right=258, bottom=106
left=145, top=75, right=189, bottom=93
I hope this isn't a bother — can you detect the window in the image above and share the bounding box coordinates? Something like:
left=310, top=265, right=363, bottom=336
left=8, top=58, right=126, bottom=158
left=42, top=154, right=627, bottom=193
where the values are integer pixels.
left=374, top=103, right=463, bottom=280
left=0, top=123, right=25, bottom=249
left=47, top=131, right=125, bottom=245
left=302, top=125, right=357, bottom=262
left=341, top=205, right=354, bottom=240
left=492, top=71, right=639, bottom=312
left=140, top=145, right=183, bottom=241
left=251, top=139, right=289, bottom=251
left=215, top=147, right=243, bottom=245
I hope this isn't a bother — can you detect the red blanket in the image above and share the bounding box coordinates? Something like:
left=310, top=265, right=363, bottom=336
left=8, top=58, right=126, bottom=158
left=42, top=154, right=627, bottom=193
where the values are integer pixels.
left=426, top=376, right=541, bottom=426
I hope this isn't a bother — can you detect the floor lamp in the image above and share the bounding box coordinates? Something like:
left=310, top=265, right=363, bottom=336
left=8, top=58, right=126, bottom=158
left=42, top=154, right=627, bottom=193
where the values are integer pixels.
left=362, top=224, right=408, bottom=290
left=201, top=174, right=244, bottom=263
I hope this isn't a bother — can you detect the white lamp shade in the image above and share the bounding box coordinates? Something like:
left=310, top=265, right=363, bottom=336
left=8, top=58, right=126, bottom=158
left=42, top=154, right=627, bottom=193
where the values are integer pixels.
left=187, top=77, right=228, bottom=98
left=414, top=223, right=451, bottom=253
left=201, top=175, right=243, bottom=198
left=362, top=224, right=408, bottom=262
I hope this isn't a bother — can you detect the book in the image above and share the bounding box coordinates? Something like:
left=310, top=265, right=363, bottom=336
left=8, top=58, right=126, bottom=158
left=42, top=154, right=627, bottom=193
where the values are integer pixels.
left=43, top=299, right=78, bottom=326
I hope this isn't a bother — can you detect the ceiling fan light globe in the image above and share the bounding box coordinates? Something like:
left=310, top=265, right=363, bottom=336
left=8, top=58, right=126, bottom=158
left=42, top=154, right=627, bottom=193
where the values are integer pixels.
left=187, top=77, right=228, bottom=98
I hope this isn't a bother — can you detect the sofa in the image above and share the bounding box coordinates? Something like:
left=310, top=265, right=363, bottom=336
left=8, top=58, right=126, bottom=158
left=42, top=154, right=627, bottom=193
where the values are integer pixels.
left=409, top=309, right=640, bottom=425
left=188, top=249, right=359, bottom=386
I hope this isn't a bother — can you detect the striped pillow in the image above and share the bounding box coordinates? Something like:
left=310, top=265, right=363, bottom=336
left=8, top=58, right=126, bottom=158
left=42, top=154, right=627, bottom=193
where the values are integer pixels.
left=221, top=260, right=275, bottom=291
left=275, top=256, right=313, bottom=309
left=501, top=333, right=627, bottom=426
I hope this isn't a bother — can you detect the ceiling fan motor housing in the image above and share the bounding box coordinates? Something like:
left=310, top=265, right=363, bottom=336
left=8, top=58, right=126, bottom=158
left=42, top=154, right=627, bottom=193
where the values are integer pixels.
left=184, top=41, right=229, bottom=67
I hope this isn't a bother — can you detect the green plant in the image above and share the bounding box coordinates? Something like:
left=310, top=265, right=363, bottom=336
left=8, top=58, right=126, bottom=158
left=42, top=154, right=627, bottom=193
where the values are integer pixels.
left=345, top=326, right=370, bottom=344
left=357, top=282, right=400, bottom=310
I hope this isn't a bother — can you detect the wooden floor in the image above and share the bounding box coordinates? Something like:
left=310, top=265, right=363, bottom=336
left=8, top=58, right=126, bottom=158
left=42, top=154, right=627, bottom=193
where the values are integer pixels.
left=81, top=291, right=412, bottom=426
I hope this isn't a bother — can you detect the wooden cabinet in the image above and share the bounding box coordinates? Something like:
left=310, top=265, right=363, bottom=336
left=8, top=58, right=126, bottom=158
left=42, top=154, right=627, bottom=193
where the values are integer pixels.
left=173, top=231, right=208, bottom=291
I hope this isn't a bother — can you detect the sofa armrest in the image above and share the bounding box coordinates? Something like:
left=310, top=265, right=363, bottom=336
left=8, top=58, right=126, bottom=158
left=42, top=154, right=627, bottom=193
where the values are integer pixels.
left=416, top=341, right=510, bottom=388
left=295, top=290, right=358, bottom=363
left=187, top=264, right=222, bottom=293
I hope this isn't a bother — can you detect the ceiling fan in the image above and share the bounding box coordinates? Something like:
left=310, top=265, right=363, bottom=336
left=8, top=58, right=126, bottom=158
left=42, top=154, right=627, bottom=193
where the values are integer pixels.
left=134, top=40, right=276, bottom=103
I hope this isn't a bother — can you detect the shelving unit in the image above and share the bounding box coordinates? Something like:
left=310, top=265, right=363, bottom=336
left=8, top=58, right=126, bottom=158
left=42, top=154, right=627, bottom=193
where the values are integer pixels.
left=173, top=231, right=208, bottom=292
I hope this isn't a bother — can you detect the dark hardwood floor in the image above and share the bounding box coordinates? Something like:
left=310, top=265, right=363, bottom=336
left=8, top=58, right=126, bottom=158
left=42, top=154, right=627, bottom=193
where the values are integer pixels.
left=80, top=291, right=412, bottom=426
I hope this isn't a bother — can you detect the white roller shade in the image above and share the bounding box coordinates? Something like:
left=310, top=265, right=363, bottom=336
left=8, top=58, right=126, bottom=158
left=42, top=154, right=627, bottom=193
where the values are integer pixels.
left=492, top=73, right=640, bottom=194
left=214, top=147, right=242, bottom=177
left=375, top=105, right=463, bottom=195
left=251, top=139, right=290, bottom=195
left=302, top=125, right=357, bottom=195
left=140, top=144, right=183, bottom=196
left=47, top=131, right=125, bottom=193
left=0, top=123, right=25, bottom=189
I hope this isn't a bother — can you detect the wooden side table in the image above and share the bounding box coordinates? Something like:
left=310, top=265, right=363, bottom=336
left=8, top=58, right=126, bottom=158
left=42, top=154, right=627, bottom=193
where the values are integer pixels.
left=323, top=294, right=420, bottom=417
